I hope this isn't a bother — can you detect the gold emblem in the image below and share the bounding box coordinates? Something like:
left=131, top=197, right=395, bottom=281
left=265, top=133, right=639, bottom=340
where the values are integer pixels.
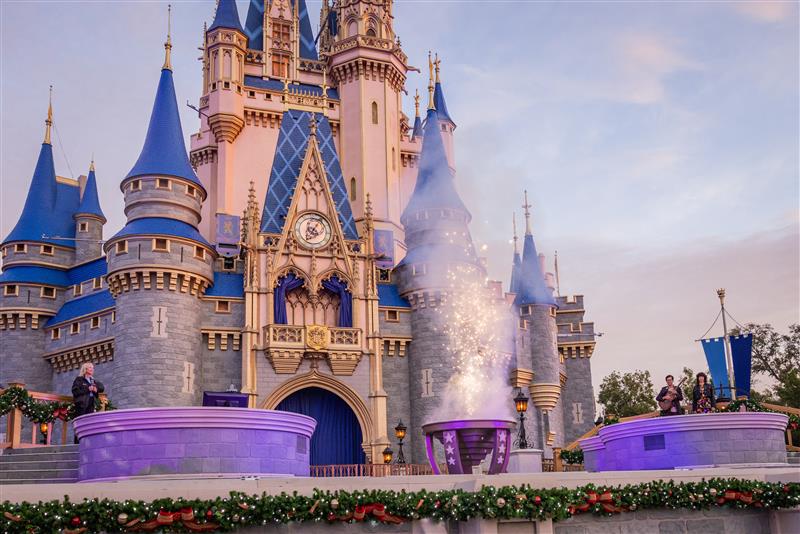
left=306, top=325, right=329, bottom=351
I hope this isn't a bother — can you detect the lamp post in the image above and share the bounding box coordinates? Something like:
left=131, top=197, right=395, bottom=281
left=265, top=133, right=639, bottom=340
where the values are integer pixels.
left=394, top=420, right=407, bottom=464
left=382, top=447, right=393, bottom=464
left=514, top=389, right=529, bottom=449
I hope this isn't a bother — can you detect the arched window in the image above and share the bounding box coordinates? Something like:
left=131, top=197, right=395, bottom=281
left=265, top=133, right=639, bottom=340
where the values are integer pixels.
left=350, top=177, right=357, bottom=201
left=223, top=50, right=232, bottom=79
left=347, top=20, right=358, bottom=38
left=371, top=101, right=378, bottom=124
left=366, top=27, right=376, bottom=37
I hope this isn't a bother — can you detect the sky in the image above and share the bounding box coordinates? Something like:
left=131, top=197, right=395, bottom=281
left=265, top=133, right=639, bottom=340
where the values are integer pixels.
left=1, top=1, right=798, bottom=396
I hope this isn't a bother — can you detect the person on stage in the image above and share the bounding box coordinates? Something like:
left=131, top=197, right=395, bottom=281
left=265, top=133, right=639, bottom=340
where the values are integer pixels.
left=692, top=372, right=715, bottom=413
left=656, top=375, right=684, bottom=416
left=72, top=363, right=104, bottom=442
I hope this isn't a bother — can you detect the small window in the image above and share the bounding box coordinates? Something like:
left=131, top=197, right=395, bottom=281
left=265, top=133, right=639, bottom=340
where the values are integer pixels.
left=386, top=309, right=399, bottom=322
left=194, top=246, right=205, bottom=260
left=350, top=177, right=357, bottom=202
left=441, top=124, right=447, bottom=132
left=157, top=178, right=170, bottom=189
left=153, top=238, right=170, bottom=252
left=2, top=247, right=7, bottom=257
left=116, top=241, right=128, bottom=255
left=78, top=222, right=89, bottom=232
left=91, top=317, right=100, bottom=329
left=371, top=101, right=378, bottom=124
left=40, top=245, right=54, bottom=256
left=412, top=264, right=426, bottom=276
left=111, top=311, right=117, bottom=323
left=73, top=284, right=83, bottom=297
left=130, top=180, right=141, bottom=191
left=248, top=90, right=255, bottom=98
left=4, top=285, right=18, bottom=296
left=223, top=257, right=236, bottom=271
left=93, top=277, right=102, bottom=290
left=41, top=287, right=56, bottom=299
left=51, top=328, right=61, bottom=340
left=70, top=322, right=80, bottom=335
left=377, top=269, right=391, bottom=283
left=14, top=244, right=27, bottom=254
left=186, top=185, right=196, bottom=198
left=215, top=300, right=231, bottom=313
left=519, top=318, right=527, bottom=330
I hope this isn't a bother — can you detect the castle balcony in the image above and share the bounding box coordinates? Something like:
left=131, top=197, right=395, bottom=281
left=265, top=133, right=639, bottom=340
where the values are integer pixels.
left=263, top=324, right=363, bottom=376
left=330, top=35, right=408, bottom=66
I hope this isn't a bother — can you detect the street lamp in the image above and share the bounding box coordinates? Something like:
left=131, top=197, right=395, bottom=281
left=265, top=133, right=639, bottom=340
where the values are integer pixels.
left=514, top=388, right=529, bottom=449
left=394, top=420, right=407, bottom=464
left=382, top=447, right=394, bottom=464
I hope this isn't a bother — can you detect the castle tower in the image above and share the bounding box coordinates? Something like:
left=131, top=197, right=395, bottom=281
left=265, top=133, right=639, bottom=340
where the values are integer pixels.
left=515, top=192, right=563, bottom=451
left=103, top=34, right=215, bottom=408
left=73, top=161, right=106, bottom=264
left=324, top=0, right=409, bottom=262
left=0, top=96, right=80, bottom=391
left=395, top=104, right=483, bottom=462
left=411, top=89, right=423, bottom=141
left=432, top=54, right=456, bottom=171
left=202, top=0, right=247, bottom=229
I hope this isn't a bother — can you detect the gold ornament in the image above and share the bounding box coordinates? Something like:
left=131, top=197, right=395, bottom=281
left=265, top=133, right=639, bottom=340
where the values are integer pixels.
left=117, top=513, right=129, bottom=524
left=496, top=498, right=506, bottom=508
left=330, top=499, right=339, bottom=509
left=306, top=325, right=329, bottom=351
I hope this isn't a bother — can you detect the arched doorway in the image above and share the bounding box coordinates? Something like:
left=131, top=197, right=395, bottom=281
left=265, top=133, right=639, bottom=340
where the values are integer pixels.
left=276, top=387, right=367, bottom=465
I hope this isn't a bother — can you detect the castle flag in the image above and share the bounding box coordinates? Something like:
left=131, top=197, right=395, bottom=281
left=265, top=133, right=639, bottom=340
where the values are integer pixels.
left=730, top=334, right=753, bottom=398
left=216, top=214, right=241, bottom=257
left=701, top=337, right=730, bottom=399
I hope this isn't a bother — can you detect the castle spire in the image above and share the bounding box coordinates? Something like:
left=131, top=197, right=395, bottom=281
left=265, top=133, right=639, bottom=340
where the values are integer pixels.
left=509, top=212, right=522, bottom=294
left=163, top=4, right=173, bottom=71
left=515, top=190, right=555, bottom=306
left=433, top=56, right=455, bottom=126
left=44, top=85, right=53, bottom=145
left=411, top=89, right=423, bottom=140
left=209, top=0, right=244, bottom=33
left=427, top=51, right=435, bottom=110
left=522, top=189, right=532, bottom=235
left=512, top=212, right=519, bottom=255
left=76, top=161, right=106, bottom=223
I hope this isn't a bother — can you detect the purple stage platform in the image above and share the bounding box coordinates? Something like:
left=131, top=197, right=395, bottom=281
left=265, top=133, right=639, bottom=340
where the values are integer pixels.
left=73, top=407, right=316, bottom=481
left=579, top=412, right=789, bottom=472
left=422, top=419, right=516, bottom=475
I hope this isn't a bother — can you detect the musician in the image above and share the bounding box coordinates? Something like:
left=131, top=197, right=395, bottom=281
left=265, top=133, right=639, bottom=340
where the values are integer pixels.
left=72, top=363, right=105, bottom=443
left=692, top=372, right=716, bottom=413
left=656, top=375, right=684, bottom=416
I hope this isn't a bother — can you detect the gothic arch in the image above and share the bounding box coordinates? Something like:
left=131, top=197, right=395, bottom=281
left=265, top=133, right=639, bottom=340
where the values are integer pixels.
left=319, top=268, right=351, bottom=288
left=261, top=370, right=374, bottom=458
left=273, top=267, right=307, bottom=288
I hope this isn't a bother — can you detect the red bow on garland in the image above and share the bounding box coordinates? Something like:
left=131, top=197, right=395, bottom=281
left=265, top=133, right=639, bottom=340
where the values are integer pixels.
left=327, top=503, right=405, bottom=524
left=124, top=508, right=218, bottom=532
left=569, top=490, right=626, bottom=515
left=52, top=406, right=70, bottom=421
left=717, top=490, right=759, bottom=507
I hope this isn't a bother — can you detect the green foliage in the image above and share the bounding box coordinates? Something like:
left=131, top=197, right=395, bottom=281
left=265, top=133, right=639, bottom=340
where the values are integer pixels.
left=559, top=449, right=584, bottom=465
left=0, top=479, right=796, bottom=532
left=730, top=323, right=800, bottom=408
left=720, top=399, right=800, bottom=430
left=597, top=370, right=657, bottom=418
left=0, top=386, right=115, bottom=424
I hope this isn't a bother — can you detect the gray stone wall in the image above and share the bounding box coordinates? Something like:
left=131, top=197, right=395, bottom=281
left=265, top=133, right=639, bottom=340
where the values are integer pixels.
left=122, top=177, right=203, bottom=227
left=73, top=217, right=104, bottom=264
left=561, top=357, right=596, bottom=445
left=1, top=243, right=74, bottom=271
left=0, top=326, right=50, bottom=391
left=525, top=305, right=559, bottom=386
left=200, top=345, right=243, bottom=393
left=380, top=309, right=413, bottom=462
left=46, top=311, right=115, bottom=355
left=107, top=237, right=213, bottom=280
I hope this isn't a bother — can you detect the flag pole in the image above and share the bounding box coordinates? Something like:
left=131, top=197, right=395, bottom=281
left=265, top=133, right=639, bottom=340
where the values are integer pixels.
left=717, top=288, right=736, bottom=400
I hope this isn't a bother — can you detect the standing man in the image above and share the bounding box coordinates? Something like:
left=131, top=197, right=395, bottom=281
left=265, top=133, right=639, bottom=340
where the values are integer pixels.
left=656, top=375, right=684, bottom=416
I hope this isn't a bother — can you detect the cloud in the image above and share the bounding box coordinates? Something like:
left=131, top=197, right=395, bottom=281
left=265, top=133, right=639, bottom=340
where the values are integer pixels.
left=734, top=2, right=795, bottom=22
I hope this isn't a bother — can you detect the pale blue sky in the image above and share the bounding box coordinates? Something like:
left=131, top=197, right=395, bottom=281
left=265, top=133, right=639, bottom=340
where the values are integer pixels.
left=1, top=1, right=798, bottom=391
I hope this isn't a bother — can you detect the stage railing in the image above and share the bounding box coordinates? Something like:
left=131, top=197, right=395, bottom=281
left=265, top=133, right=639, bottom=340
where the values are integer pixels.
left=0, top=381, right=107, bottom=449
left=310, top=464, right=434, bottom=477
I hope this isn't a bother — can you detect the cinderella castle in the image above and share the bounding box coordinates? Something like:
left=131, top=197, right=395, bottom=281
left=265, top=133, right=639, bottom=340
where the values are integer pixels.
left=0, top=0, right=598, bottom=466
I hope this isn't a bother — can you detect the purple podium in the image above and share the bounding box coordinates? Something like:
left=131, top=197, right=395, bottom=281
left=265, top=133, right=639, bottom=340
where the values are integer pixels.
left=73, top=407, right=316, bottom=481
left=422, top=419, right=516, bottom=475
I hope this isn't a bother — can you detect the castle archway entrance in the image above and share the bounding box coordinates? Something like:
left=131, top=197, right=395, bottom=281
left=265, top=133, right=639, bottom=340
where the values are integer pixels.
left=275, top=387, right=367, bottom=465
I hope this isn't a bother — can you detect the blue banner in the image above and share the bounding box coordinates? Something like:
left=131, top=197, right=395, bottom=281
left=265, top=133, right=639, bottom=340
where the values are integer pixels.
left=701, top=337, right=730, bottom=399
left=730, top=334, right=753, bottom=398
left=215, top=214, right=241, bottom=257
left=373, top=230, right=394, bottom=268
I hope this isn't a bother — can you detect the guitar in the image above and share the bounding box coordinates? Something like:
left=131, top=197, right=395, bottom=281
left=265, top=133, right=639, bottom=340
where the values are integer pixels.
left=658, top=377, right=687, bottom=411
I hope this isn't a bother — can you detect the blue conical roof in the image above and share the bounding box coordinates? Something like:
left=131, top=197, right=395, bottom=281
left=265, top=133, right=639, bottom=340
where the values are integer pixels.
left=411, top=115, right=423, bottom=140
left=401, top=108, right=468, bottom=221
left=3, top=142, right=67, bottom=247
left=510, top=250, right=522, bottom=294
left=244, top=0, right=316, bottom=58
left=125, top=68, right=203, bottom=189
left=209, top=0, right=244, bottom=33
left=434, top=82, right=455, bottom=126
left=515, top=233, right=556, bottom=306
left=75, top=166, right=105, bottom=222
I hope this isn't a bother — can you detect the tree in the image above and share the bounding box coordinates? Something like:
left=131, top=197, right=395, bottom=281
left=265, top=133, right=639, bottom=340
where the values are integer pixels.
left=730, top=323, right=800, bottom=408
left=597, top=370, right=657, bottom=418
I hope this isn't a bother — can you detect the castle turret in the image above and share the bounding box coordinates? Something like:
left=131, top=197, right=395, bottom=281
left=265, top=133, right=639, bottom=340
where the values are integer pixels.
left=103, top=30, right=215, bottom=408
left=73, top=161, right=106, bottom=264
left=432, top=55, right=456, bottom=171
left=411, top=90, right=423, bottom=141
left=395, top=105, right=482, bottom=462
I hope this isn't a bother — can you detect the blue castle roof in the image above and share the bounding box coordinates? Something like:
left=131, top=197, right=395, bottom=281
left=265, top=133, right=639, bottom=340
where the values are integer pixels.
left=75, top=167, right=105, bottom=221
left=510, top=250, right=522, bottom=294
left=68, top=257, right=107, bottom=285
left=411, top=115, right=423, bottom=140
left=402, top=108, right=468, bottom=221
left=515, top=233, right=556, bottom=306
left=209, top=0, right=244, bottom=33
left=260, top=110, right=358, bottom=239
left=47, top=290, right=115, bottom=327
left=3, top=143, right=81, bottom=248
left=206, top=272, right=245, bottom=298
left=245, top=0, right=317, bottom=59
left=0, top=265, right=71, bottom=286
left=434, top=82, right=455, bottom=126
left=109, top=217, right=212, bottom=247
left=377, top=283, right=410, bottom=308
left=244, top=75, right=339, bottom=99
left=125, top=68, right=203, bottom=189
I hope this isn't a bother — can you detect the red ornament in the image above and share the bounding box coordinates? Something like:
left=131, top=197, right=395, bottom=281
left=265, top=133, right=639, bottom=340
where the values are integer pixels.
left=70, top=516, right=81, bottom=527
left=206, top=510, right=213, bottom=519
left=534, top=496, right=542, bottom=504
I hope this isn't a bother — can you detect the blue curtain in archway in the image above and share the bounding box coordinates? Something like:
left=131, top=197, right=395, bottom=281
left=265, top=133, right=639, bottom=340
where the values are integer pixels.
left=274, top=273, right=304, bottom=324
left=321, top=275, right=352, bottom=327
left=276, top=387, right=366, bottom=465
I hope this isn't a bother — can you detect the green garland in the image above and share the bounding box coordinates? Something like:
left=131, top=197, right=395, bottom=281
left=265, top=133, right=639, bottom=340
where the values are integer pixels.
left=720, top=399, right=800, bottom=430
left=559, top=449, right=584, bottom=465
left=1, top=478, right=797, bottom=533
left=0, top=386, right=115, bottom=425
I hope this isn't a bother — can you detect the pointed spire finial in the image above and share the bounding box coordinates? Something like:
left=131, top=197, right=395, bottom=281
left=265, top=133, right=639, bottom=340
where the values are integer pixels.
left=163, top=4, right=173, bottom=71
left=512, top=212, right=519, bottom=254
left=44, top=85, right=53, bottom=145
left=365, top=192, right=374, bottom=220
left=414, top=89, right=420, bottom=118
left=522, top=190, right=532, bottom=235
left=427, top=51, right=435, bottom=110
left=89, top=155, right=95, bottom=172
left=308, top=113, right=317, bottom=138
left=434, top=53, right=441, bottom=83
left=554, top=250, right=561, bottom=297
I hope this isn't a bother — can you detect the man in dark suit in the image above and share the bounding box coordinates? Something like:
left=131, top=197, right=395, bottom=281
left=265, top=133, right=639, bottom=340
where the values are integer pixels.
left=656, top=374, right=684, bottom=416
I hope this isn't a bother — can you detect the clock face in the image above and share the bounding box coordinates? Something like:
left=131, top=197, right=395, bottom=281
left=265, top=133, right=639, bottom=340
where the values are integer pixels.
left=294, top=212, right=332, bottom=250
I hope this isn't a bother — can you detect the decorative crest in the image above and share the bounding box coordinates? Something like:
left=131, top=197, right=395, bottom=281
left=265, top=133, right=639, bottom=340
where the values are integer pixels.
left=163, top=4, right=173, bottom=71
left=522, top=190, right=532, bottom=235
left=44, top=85, right=53, bottom=145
